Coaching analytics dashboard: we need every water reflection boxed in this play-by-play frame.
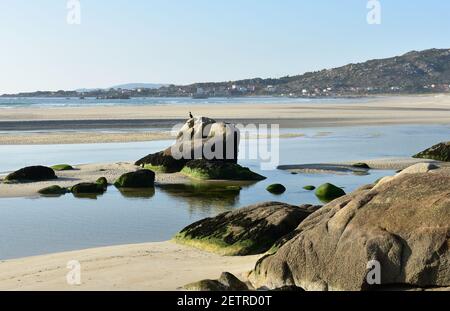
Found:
[117,187,156,199]
[157,181,256,212]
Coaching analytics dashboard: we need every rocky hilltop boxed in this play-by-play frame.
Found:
[3,49,449,97]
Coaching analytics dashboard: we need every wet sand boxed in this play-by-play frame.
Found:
[1,95,450,145]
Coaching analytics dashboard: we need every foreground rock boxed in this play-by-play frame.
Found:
[4,166,57,183]
[414,142,450,162]
[181,160,266,181]
[114,170,155,188]
[250,167,450,291]
[183,272,249,291]
[174,202,321,256]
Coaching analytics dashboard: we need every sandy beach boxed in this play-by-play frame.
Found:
[1,95,450,145]
[0,241,261,291]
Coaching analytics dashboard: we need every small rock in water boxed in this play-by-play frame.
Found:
[303,185,316,191]
[315,183,346,202]
[266,184,286,194]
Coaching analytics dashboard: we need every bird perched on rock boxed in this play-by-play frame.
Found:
[189,112,194,119]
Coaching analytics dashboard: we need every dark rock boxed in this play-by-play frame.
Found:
[4,166,57,183]
[96,177,108,190]
[38,185,68,196]
[135,150,187,173]
[352,162,370,169]
[266,184,286,194]
[181,159,265,181]
[250,169,450,291]
[271,285,305,291]
[315,183,346,202]
[303,185,316,191]
[413,142,450,162]
[174,202,317,256]
[70,182,106,195]
[114,169,155,188]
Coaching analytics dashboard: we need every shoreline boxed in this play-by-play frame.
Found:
[0,95,449,145]
[0,240,261,291]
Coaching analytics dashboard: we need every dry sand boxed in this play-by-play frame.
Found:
[0,241,261,291]
[1,95,450,144]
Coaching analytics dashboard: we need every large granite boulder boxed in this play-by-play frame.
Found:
[135,117,240,172]
[114,169,155,188]
[250,168,450,291]
[4,166,57,183]
[174,202,321,256]
[413,142,450,162]
[181,159,266,181]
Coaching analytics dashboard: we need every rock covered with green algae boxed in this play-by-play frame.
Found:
[315,183,346,202]
[51,164,74,171]
[4,166,57,183]
[181,160,265,181]
[114,170,155,188]
[413,142,450,162]
[174,202,320,256]
[38,185,69,195]
[266,184,286,194]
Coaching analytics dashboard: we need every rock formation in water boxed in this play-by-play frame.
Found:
[136,117,264,180]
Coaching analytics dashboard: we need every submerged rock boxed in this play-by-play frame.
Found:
[266,184,286,194]
[352,162,370,169]
[4,166,57,183]
[303,185,316,191]
[181,160,265,181]
[315,183,346,202]
[250,169,450,291]
[38,185,68,196]
[51,164,74,171]
[413,142,450,162]
[114,169,155,188]
[174,202,318,256]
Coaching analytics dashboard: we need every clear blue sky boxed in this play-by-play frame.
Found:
[0,0,449,93]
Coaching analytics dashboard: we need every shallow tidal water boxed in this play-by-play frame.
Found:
[0,124,449,259]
